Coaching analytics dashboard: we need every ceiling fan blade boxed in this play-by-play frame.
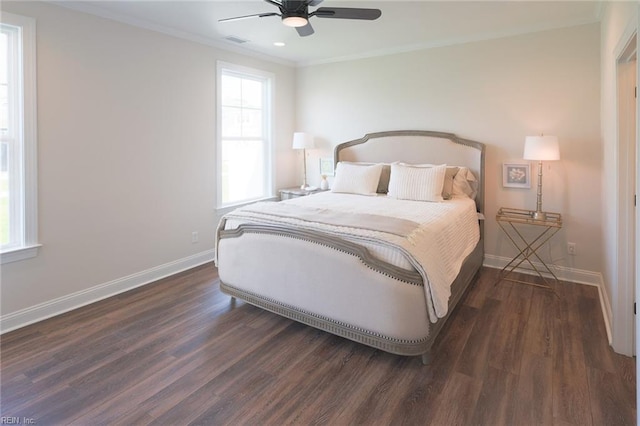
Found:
[263,0,285,12]
[307,0,323,6]
[296,22,315,37]
[219,12,280,23]
[312,7,382,20]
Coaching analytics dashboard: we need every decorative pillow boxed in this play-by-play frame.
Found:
[452,167,478,199]
[442,166,459,200]
[340,162,390,193]
[388,163,447,202]
[331,162,383,196]
[377,164,391,193]
[396,163,459,199]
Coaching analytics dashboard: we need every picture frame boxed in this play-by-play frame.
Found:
[502,163,531,188]
[319,157,335,176]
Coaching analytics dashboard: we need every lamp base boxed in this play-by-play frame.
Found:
[532,210,547,221]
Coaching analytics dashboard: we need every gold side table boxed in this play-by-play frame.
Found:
[496,207,562,295]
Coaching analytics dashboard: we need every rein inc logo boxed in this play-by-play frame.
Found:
[0,418,35,425]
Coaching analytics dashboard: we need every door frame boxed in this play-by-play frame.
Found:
[612,16,637,357]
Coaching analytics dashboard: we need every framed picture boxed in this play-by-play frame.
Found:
[319,157,335,176]
[503,163,531,188]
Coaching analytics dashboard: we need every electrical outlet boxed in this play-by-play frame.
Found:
[567,242,576,256]
[191,231,199,243]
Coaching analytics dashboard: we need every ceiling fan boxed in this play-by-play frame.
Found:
[219,0,382,37]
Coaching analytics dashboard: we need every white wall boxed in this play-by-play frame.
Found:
[0,1,296,329]
[600,1,638,355]
[297,24,602,279]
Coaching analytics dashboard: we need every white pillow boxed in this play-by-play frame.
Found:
[331,162,383,196]
[340,161,391,193]
[388,163,447,202]
[397,163,459,199]
[452,167,478,199]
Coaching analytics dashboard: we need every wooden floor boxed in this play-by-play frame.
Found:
[0,264,635,425]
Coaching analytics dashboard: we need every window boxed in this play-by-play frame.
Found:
[1,13,38,264]
[217,62,274,208]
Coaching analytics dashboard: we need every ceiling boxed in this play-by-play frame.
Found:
[56,1,603,67]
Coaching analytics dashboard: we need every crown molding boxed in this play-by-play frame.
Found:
[296,18,601,67]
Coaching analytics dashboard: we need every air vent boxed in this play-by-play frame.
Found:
[224,35,249,44]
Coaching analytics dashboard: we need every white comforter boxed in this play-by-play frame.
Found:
[219,192,480,322]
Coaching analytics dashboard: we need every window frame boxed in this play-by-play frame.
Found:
[216,61,275,210]
[1,12,39,264]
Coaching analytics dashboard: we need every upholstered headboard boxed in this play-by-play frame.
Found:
[334,130,486,214]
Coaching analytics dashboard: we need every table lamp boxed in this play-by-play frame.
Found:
[523,135,560,221]
[292,132,315,189]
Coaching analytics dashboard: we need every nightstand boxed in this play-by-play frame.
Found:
[496,207,562,295]
[279,187,328,201]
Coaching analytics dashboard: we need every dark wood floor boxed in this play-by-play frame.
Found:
[0,264,635,425]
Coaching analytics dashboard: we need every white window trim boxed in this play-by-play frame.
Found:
[1,12,39,265]
[216,61,275,210]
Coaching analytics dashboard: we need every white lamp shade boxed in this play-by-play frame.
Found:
[292,132,314,150]
[523,135,560,161]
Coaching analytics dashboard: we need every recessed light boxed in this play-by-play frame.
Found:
[274,42,285,47]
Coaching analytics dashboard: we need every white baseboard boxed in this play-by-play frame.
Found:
[483,254,612,345]
[0,249,216,334]
[2,250,613,348]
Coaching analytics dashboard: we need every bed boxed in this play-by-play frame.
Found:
[215,130,485,364]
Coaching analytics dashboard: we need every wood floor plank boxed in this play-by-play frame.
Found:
[249,340,361,425]
[588,366,636,426]
[0,265,635,425]
[334,352,414,425]
[552,295,592,426]
[142,320,291,419]
[514,351,553,425]
[486,304,527,375]
[39,352,175,424]
[0,374,34,411]
[455,297,502,378]
[165,367,274,426]
[470,366,519,425]
[523,286,555,357]
[224,328,340,424]
[295,348,407,425]
[614,352,638,412]
[277,348,372,424]
[461,266,498,309]
[71,352,212,425]
[553,380,592,426]
[428,371,483,426]
[578,294,617,373]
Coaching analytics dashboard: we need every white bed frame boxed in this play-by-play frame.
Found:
[217,130,485,364]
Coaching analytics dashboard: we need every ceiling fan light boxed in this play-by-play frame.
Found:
[282,16,308,27]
